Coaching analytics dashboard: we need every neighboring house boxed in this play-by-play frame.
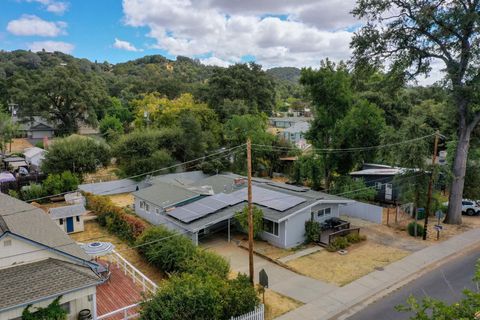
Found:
[2,157,28,172]
[49,204,88,234]
[133,173,353,248]
[280,121,310,149]
[350,163,409,203]
[79,178,151,196]
[0,193,103,320]
[268,116,311,129]
[23,147,46,170]
[15,117,55,141]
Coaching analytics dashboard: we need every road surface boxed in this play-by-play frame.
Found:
[346,246,480,320]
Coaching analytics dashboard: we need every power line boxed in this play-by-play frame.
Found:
[251,133,437,153]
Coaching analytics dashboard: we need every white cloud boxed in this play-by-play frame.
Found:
[122,0,356,68]
[28,40,74,53]
[113,38,142,52]
[24,0,69,14]
[200,56,232,67]
[7,15,67,37]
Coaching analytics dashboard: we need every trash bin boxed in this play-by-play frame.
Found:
[78,309,92,320]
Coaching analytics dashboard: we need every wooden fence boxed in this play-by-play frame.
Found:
[231,304,264,320]
[328,228,360,244]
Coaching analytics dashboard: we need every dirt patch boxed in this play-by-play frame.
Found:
[286,241,409,286]
[264,288,303,320]
[82,166,120,184]
[8,138,34,153]
[107,193,134,208]
[70,220,164,284]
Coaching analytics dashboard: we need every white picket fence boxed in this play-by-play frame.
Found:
[231,304,264,320]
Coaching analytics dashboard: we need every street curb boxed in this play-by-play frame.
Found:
[331,240,480,320]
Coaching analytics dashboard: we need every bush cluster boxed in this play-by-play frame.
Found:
[135,226,230,278]
[17,171,79,202]
[85,193,147,243]
[326,233,367,252]
[140,273,259,320]
[305,220,321,243]
[407,222,424,237]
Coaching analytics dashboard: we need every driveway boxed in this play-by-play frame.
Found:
[201,238,338,304]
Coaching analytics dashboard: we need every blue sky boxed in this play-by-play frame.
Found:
[0,0,174,63]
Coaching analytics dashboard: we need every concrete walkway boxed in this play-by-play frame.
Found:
[278,246,324,263]
[277,228,480,320]
[202,238,338,303]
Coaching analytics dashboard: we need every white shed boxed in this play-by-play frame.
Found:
[49,204,88,234]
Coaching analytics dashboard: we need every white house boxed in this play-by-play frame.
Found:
[49,204,88,234]
[0,193,103,320]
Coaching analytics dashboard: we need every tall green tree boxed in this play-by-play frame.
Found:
[351,0,480,224]
[0,111,18,154]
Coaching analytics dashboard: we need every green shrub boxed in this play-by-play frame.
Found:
[346,233,367,243]
[21,183,45,201]
[43,171,79,195]
[22,296,67,320]
[8,190,19,199]
[234,205,264,238]
[84,193,147,243]
[135,226,197,274]
[407,222,424,237]
[181,250,230,279]
[305,220,321,243]
[140,273,259,320]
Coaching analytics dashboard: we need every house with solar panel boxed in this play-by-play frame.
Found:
[133,173,353,248]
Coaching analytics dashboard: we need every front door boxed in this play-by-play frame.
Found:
[66,217,74,233]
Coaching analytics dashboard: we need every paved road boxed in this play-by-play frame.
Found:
[347,246,480,320]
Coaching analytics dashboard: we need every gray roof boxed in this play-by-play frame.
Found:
[190,174,245,194]
[49,204,87,219]
[152,171,209,187]
[79,178,151,195]
[283,121,310,134]
[133,182,201,208]
[269,116,312,123]
[162,176,352,232]
[0,258,101,311]
[0,193,91,261]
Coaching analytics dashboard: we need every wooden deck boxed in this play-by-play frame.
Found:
[96,261,144,319]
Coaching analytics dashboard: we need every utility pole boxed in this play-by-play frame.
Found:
[247,138,254,285]
[423,131,439,241]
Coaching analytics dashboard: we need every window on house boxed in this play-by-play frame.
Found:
[375,182,382,190]
[263,219,279,236]
[145,203,150,212]
[4,239,12,247]
[76,216,80,222]
[155,208,161,214]
[60,302,70,314]
[140,201,145,209]
[316,207,332,218]
[59,218,63,225]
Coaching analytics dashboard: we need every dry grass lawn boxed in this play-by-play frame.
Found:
[286,241,409,286]
[263,288,303,320]
[70,220,164,284]
[8,138,33,153]
[82,166,120,184]
[107,193,134,208]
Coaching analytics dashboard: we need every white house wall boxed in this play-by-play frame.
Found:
[54,216,85,234]
[0,235,74,269]
[0,286,96,320]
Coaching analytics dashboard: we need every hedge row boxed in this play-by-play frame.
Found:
[84,193,148,243]
[136,226,230,279]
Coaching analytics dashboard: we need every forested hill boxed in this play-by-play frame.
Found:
[266,67,301,83]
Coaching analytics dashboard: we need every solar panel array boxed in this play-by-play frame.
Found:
[168,186,306,223]
[230,186,306,212]
[168,192,243,223]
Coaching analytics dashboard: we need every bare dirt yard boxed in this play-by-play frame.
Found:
[70,220,164,284]
[82,166,120,184]
[8,138,33,153]
[263,288,303,320]
[107,193,134,208]
[286,241,408,286]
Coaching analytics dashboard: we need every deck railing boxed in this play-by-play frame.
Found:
[106,250,158,295]
[97,303,140,320]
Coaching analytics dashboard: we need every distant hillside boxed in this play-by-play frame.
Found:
[266,67,301,83]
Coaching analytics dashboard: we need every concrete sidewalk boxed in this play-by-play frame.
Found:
[277,228,480,320]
